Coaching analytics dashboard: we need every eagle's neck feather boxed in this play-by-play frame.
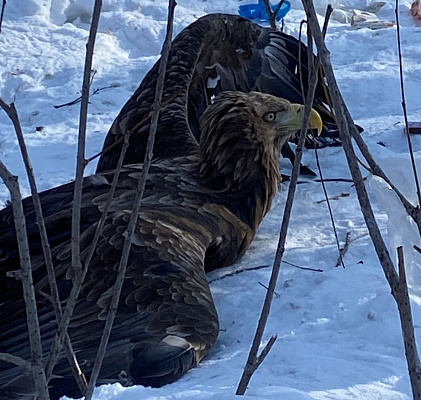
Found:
[197,101,283,232]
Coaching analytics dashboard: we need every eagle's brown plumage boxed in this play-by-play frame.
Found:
[0,13,325,400]
[96,13,335,174]
[0,91,321,399]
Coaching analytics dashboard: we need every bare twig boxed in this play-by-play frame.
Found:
[335,231,351,268]
[44,0,103,389]
[0,99,87,395]
[396,247,421,398]
[256,335,277,365]
[313,145,345,267]
[208,261,323,284]
[297,7,342,268]
[306,177,358,184]
[0,0,5,34]
[262,0,285,29]
[71,0,102,282]
[322,5,333,36]
[236,24,320,395]
[282,259,323,272]
[315,192,350,203]
[298,20,306,100]
[44,109,133,387]
[53,84,117,109]
[0,161,49,399]
[209,265,271,283]
[395,1,421,208]
[315,40,421,234]
[302,0,399,288]
[0,353,31,369]
[351,128,421,230]
[84,1,177,398]
[270,0,285,29]
[302,2,421,398]
[414,244,421,255]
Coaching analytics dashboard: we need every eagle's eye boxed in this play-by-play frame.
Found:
[263,112,276,123]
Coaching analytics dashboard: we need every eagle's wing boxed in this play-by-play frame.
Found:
[96,13,335,174]
[0,163,252,398]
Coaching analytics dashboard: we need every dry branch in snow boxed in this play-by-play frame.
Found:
[236,22,321,395]
[0,160,49,399]
[262,0,286,29]
[0,0,6,34]
[83,0,177,398]
[395,0,421,209]
[44,0,103,393]
[301,1,421,397]
[396,247,421,398]
[0,98,87,394]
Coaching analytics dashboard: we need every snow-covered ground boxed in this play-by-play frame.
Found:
[1,0,421,399]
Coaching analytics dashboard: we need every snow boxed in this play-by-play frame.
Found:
[1,0,421,399]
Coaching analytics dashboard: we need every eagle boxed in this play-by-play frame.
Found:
[0,14,324,400]
[96,13,336,175]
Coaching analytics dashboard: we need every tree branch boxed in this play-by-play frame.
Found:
[0,98,87,395]
[396,247,421,398]
[0,352,31,369]
[302,0,399,288]
[262,0,285,29]
[335,231,351,268]
[236,22,320,395]
[44,0,103,391]
[0,0,6,34]
[83,1,177,398]
[395,0,421,208]
[302,2,421,398]
[0,161,49,399]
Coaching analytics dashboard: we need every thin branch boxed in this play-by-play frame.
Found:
[208,261,322,284]
[236,25,320,395]
[255,335,277,365]
[44,0,103,389]
[262,0,285,29]
[414,244,421,255]
[395,1,421,208]
[317,44,421,234]
[71,0,102,282]
[0,352,31,369]
[270,0,285,29]
[0,99,87,395]
[315,192,350,203]
[84,1,177,398]
[0,161,49,399]
[53,84,117,109]
[302,0,399,289]
[0,0,5,34]
[335,231,351,268]
[352,130,421,228]
[313,144,344,267]
[44,109,132,385]
[298,20,306,100]
[301,3,421,399]
[322,5,333,36]
[297,7,342,268]
[282,259,323,272]
[396,247,421,398]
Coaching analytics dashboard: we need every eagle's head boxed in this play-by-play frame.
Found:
[197,91,322,228]
[198,91,322,189]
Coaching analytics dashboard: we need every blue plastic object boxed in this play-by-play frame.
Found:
[239,0,291,22]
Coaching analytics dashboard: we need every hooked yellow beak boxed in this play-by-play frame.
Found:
[289,104,323,135]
